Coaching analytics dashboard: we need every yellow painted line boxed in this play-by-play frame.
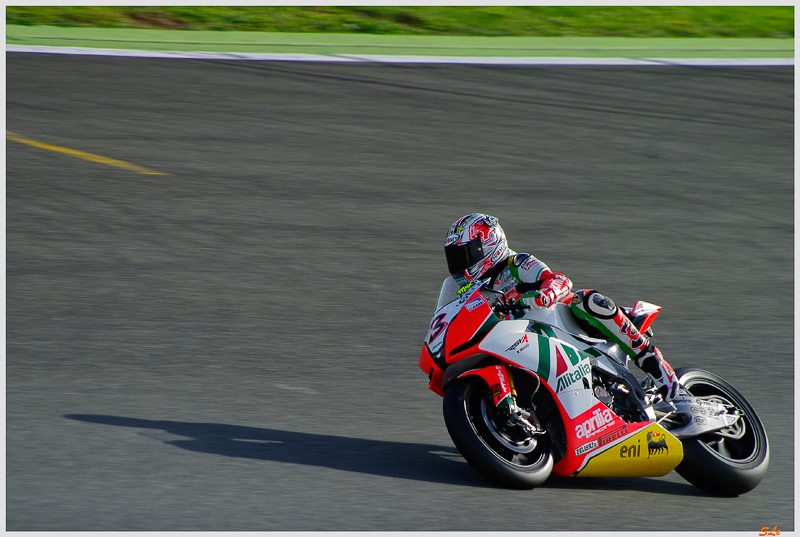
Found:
[6,131,169,175]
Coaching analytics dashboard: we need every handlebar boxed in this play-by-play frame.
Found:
[483,285,533,316]
[491,300,531,316]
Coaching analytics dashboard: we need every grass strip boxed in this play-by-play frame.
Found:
[7,26,794,58]
[6,6,794,38]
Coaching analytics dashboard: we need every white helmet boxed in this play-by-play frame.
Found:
[444,213,510,282]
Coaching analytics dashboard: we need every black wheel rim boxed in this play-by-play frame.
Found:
[682,376,762,464]
[463,383,549,469]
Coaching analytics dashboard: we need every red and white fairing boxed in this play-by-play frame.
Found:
[420,278,682,477]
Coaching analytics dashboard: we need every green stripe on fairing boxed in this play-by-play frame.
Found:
[535,333,551,380]
[582,347,602,358]
[527,324,555,378]
[529,322,556,339]
[561,344,582,366]
[526,322,595,382]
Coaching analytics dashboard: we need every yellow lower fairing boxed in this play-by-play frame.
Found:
[576,424,683,477]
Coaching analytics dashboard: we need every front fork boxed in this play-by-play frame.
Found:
[506,404,544,436]
[460,363,544,435]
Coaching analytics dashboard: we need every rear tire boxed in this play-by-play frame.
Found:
[674,367,769,496]
[443,376,553,489]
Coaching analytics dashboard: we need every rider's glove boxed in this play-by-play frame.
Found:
[516,288,557,310]
[534,288,557,309]
[514,275,570,311]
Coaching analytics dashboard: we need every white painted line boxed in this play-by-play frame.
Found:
[6,45,360,62]
[6,44,794,66]
[643,57,795,66]
[334,54,661,65]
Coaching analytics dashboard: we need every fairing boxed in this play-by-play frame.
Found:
[419,280,684,477]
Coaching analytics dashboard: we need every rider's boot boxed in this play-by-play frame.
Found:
[571,290,679,402]
[633,344,679,402]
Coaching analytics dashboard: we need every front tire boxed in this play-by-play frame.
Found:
[674,367,769,496]
[443,376,553,489]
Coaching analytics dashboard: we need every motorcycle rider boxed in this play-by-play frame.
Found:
[443,213,679,402]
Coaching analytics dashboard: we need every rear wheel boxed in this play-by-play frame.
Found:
[674,367,769,496]
[442,375,553,489]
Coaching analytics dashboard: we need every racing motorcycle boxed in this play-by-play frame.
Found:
[419,278,769,495]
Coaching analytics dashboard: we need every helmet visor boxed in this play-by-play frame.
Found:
[444,238,484,276]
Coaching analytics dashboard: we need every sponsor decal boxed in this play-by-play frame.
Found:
[457,281,475,296]
[490,382,505,400]
[690,406,705,415]
[575,407,616,439]
[521,257,539,271]
[504,288,523,303]
[555,346,569,376]
[598,424,628,447]
[619,439,642,458]
[490,366,511,406]
[646,431,669,458]
[615,428,675,459]
[579,425,682,477]
[575,440,598,457]
[555,344,584,375]
[556,362,591,392]
[505,334,529,352]
[465,297,484,312]
[495,366,508,388]
[694,416,708,425]
[555,344,591,392]
[616,428,678,459]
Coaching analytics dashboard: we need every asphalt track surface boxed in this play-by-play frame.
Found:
[7,52,794,531]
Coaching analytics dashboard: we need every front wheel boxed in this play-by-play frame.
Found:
[674,367,769,496]
[442,376,553,489]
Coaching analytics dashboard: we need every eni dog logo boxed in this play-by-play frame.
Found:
[646,431,669,458]
[618,431,669,459]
